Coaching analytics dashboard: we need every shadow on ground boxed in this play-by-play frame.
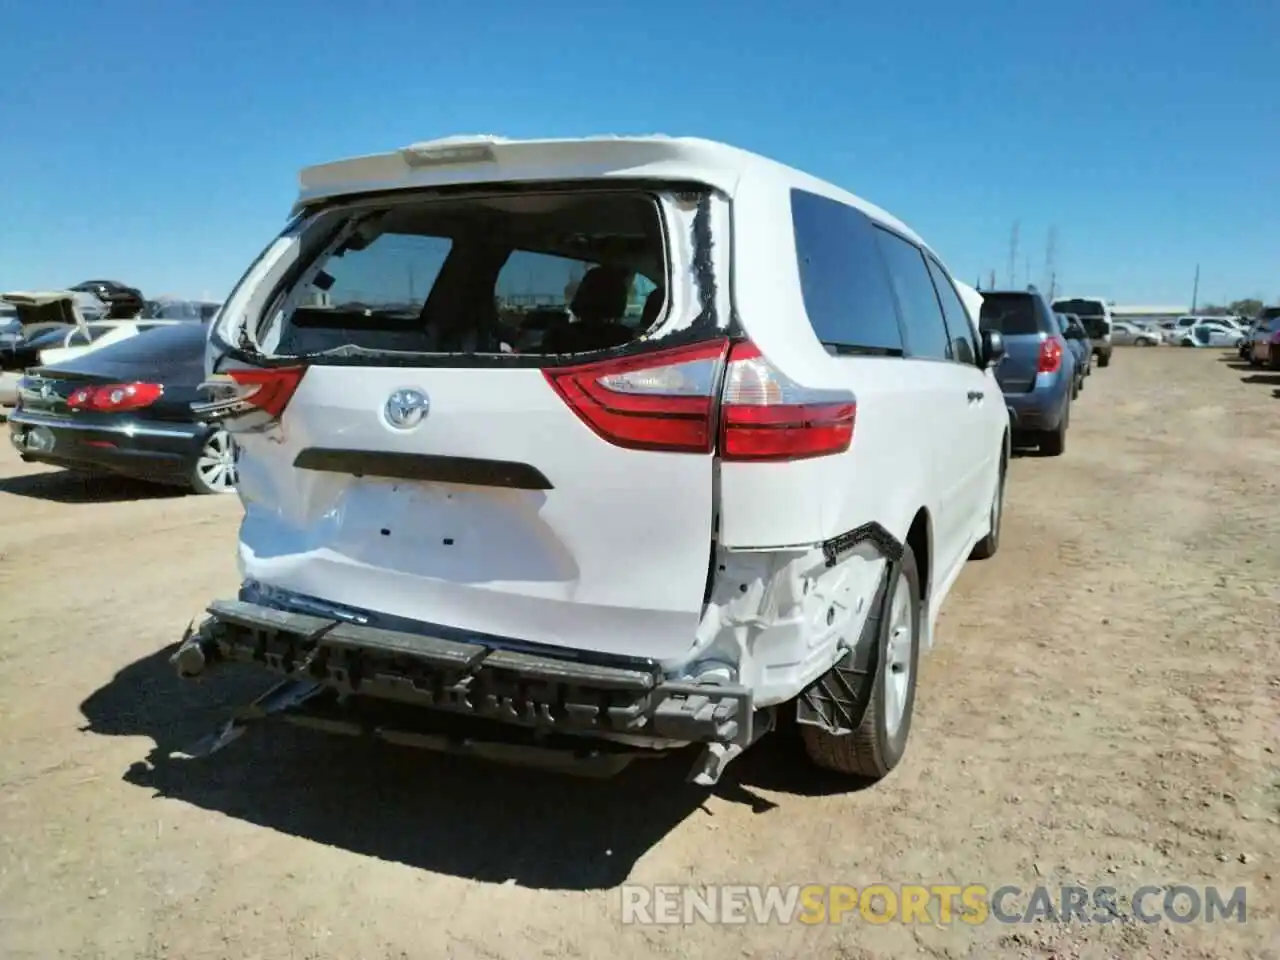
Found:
[1241,373,1280,386]
[80,645,856,890]
[0,469,185,504]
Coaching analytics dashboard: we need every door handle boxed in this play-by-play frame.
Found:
[967,390,985,402]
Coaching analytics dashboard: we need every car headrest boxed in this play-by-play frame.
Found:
[570,265,630,323]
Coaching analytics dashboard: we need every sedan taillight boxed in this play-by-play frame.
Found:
[67,382,163,412]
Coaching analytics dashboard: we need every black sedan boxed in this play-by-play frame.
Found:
[7,322,236,494]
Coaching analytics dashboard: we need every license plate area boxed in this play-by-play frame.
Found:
[326,479,574,586]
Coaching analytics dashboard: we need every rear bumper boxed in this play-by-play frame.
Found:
[178,597,755,749]
[1002,380,1068,432]
[7,408,205,484]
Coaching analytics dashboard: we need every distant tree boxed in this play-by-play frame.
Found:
[1229,298,1264,318]
[1196,304,1227,316]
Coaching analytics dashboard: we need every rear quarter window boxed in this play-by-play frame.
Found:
[789,189,903,354]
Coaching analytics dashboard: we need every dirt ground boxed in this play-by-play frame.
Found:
[0,348,1276,960]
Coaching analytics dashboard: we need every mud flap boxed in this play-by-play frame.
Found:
[794,557,895,736]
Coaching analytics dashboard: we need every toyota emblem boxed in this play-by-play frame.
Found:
[384,388,430,429]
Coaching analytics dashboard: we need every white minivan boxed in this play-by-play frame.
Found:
[177,135,1011,786]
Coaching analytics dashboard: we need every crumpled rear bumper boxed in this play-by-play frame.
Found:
[176,598,755,749]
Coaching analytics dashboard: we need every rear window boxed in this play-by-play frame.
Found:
[264,191,670,360]
[1053,299,1105,317]
[979,294,1042,335]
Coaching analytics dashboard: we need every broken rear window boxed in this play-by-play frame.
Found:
[263,191,669,360]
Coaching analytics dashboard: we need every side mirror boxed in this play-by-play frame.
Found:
[1063,326,1083,341]
[980,329,1005,367]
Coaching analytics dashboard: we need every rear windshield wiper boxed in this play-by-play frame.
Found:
[821,343,904,357]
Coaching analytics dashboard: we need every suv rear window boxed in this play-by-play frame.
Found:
[1053,299,1105,317]
[265,191,669,360]
[979,293,1042,336]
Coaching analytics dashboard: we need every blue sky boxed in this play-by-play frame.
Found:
[1,0,1276,305]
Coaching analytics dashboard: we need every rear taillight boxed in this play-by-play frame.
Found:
[545,339,856,460]
[67,382,163,413]
[195,366,307,420]
[719,342,855,461]
[1038,338,1064,374]
[543,340,729,452]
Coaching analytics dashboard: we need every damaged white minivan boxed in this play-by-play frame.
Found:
[175,135,1010,786]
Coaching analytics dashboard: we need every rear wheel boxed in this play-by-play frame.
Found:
[1039,405,1067,456]
[1097,350,1112,366]
[190,428,238,495]
[970,454,1005,560]
[800,545,922,781]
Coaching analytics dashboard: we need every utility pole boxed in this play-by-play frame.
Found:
[1044,226,1058,297]
[1007,221,1020,288]
[989,268,997,290]
[1190,264,1200,314]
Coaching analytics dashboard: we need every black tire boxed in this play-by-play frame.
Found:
[1039,406,1067,456]
[971,455,1006,561]
[1097,351,1112,367]
[800,545,922,781]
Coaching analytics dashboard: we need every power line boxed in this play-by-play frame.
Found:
[1007,221,1020,289]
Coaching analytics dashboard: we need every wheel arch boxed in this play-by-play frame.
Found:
[904,507,932,609]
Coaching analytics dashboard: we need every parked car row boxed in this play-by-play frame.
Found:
[0,289,220,410]
[978,288,1104,455]
[1080,313,1255,350]
[1164,315,1251,348]
[1109,320,1163,346]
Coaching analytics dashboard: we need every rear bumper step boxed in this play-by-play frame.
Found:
[177,599,754,748]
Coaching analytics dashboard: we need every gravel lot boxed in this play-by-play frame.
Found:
[0,348,1276,960]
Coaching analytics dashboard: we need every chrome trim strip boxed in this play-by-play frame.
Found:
[7,409,198,441]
